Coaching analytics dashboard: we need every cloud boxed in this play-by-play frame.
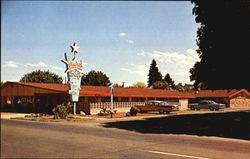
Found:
[119,32,127,36]
[135,49,200,83]
[121,64,148,76]
[137,49,199,69]
[186,49,198,58]
[3,61,18,68]
[137,52,146,56]
[51,66,64,71]
[126,40,134,44]
[24,62,47,67]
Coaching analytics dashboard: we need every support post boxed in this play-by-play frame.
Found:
[110,87,114,118]
[73,102,76,115]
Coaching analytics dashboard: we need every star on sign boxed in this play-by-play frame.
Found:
[70,43,80,54]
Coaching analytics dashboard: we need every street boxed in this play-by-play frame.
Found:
[1,117,250,159]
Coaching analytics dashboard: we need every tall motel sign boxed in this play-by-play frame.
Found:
[61,43,84,114]
[61,43,115,115]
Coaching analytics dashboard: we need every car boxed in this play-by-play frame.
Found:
[188,100,226,111]
[135,100,175,114]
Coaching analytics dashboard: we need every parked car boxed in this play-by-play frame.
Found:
[188,100,226,111]
[134,100,176,114]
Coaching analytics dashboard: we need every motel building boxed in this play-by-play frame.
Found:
[1,81,250,114]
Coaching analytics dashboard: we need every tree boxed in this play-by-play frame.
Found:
[152,81,169,90]
[190,0,250,90]
[132,82,147,88]
[183,84,194,92]
[112,83,123,88]
[175,83,184,92]
[81,70,112,86]
[175,83,194,92]
[147,59,163,87]
[163,73,176,89]
[20,70,63,84]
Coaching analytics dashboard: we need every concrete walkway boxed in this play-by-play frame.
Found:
[1,113,29,119]
[1,108,249,120]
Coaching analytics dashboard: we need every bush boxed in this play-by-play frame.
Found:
[52,104,71,119]
[130,107,139,116]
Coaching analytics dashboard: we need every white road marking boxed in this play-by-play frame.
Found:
[148,150,211,159]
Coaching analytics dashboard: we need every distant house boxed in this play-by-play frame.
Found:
[1,82,249,114]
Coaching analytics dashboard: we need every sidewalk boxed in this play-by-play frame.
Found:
[1,108,249,120]
[1,112,30,119]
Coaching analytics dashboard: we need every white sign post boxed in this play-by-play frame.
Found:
[61,43,84,115]
[110,86,114,118]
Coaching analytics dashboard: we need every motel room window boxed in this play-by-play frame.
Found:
[132,98,144,102]
[114,97,119,102]
[89,97,97,102]
[120,97,129,102]
[101,97,110,102]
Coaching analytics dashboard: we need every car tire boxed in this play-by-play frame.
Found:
[215,108,219,111]
[196,108,200,110]
[190,106,195,110]
[209,106,214,111]
[165,111,170,114]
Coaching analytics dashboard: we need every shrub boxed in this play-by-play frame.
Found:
[130,106,139,116]
[52,104,71,119]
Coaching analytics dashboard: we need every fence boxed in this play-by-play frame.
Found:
[90,102,146,114]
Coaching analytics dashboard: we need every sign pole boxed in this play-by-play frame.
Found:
[73,102,76,115]
[64,53,70,82]
[110,87,114,118]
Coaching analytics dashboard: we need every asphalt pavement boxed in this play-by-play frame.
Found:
[1,117,250,159]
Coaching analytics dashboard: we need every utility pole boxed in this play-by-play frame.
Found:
[110,86,114,118]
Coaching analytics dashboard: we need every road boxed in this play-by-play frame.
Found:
[1,119,250,159]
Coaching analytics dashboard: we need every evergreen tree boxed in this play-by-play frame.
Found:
[147,59,163,87]
[190,0,250,90]
[20,70,63,84]
[163,73,176,89]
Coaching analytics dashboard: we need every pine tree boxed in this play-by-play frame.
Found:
[147,59,162,87]
[163,73,176,89]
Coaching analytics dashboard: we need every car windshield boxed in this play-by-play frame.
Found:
[210,101,217,104]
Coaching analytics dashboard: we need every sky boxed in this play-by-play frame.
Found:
[2,1,200,87]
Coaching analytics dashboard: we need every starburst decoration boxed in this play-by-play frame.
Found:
[70,43,80,60]
[70,43,79,53]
